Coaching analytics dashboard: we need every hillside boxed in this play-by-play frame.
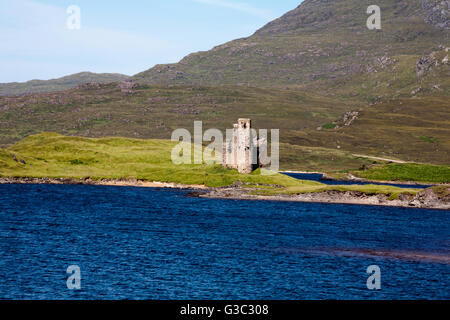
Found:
[0,133,429,196]
[0,83,358,146]
[0,132,328,187]
[134,0,449,101]
[292,96,450,165]
[0,81,448,166]
[0,0,448,168]
[0,72,129,96]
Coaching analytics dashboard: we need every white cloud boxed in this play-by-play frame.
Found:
[192,0,274,20]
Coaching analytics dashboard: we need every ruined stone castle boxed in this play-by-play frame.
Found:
[222,119,261,174]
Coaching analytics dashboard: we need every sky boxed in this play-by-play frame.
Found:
[0,0,303,83]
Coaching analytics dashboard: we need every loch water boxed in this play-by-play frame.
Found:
[283,172,433,189]
[0,184,448,299]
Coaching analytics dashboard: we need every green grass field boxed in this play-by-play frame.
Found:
[0,133,424,199]
[0,132,313,187]
[353,163,450,184]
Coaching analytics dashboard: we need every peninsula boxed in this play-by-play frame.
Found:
[0,133,448,210]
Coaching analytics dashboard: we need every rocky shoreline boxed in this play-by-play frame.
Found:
[0,177,208,190]
[1,177,448,210]
[198,185,450,210]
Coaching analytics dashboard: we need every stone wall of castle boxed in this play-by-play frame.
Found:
[222,118,257,174]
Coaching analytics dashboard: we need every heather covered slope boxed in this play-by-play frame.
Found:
[0,72,129,96]
[133,0,449,101]
[0,82,449,166]
[0,0,448,169]
[0,83,357,146]
[293,96,450,165]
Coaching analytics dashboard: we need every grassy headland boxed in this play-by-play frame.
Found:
[0,132,312,188]
[0,133,426,202]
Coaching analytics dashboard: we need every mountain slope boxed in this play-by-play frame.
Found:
[0,0,448,168]
[133,0,449,101]
[0,83,356,146]
[295,95,450,165]
[0,81,448,165]
[0,72,129,96]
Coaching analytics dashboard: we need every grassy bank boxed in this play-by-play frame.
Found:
[353,163,450,184]
[0,133,423,200]
[0,132,311,188]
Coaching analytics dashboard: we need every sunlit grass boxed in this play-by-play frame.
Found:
[353,163,450,184]
[0,133,423,199]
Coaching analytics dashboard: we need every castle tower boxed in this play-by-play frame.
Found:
[222,126,236,169]
[237,118,253,174]
[233,123,238,169]
[222,119,258,174]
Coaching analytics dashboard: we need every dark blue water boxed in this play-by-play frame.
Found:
[0,184,448,300]
[283,172,433,189]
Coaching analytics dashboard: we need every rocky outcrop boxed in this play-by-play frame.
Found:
[342,111,359,126]
[320,110,360,131]
[411,86,423,95]
[367,56,398,74]
[411,186,450,208]
[416,54,438,78]
[422,0,449,29]
[118,81,137,94]
[201,185,450,210]
[443,54,449,64]
[75,82,101,90]
[416,47,449,78]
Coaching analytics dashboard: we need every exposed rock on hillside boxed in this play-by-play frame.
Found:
[118,81,137,94]
[416,47,450,78]
[133,0,448,98]
[342,111,359,126]
[422,0,450,29]
[76,82,101,90]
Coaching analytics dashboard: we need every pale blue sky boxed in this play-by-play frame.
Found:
[0,0,303,82]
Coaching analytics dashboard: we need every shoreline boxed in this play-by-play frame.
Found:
[0,177,208,190]
[281,171,439,186]
[200,190,450,211]
[1,177,448,210]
